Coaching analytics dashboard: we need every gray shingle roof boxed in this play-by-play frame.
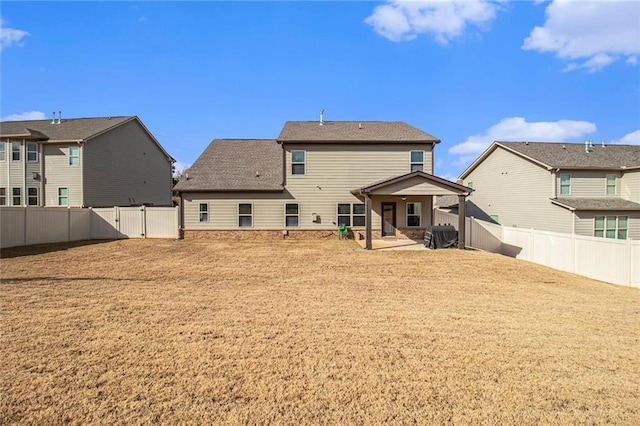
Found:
[278,121,440,143]
[498,142,640,169]
[173,139,283,192]
[552,197,640,211]
[0,116,134,141]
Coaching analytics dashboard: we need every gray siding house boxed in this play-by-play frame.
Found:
[0,115,174,207]
[174,118,471,249]
[459,141,640,240]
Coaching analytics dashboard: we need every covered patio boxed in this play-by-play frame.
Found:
[351,171,472,250]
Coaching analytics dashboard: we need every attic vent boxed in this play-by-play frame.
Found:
[358,123,362,129]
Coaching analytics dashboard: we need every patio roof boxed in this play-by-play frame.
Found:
[351,171,471,196]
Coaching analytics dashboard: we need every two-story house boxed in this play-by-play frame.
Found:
[0,115,174,207]
[174,118,471,249]
[458,141,640,240]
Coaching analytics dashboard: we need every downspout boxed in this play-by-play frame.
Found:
[79,141,85,207]
[6,139,10,202]
[22,139,26,206]
[40,144,44,206]
[552,168,559,198]
[179,191,185,239]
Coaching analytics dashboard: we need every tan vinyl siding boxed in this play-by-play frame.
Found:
[575,211,640,240]
[183,192,433,232]
[183,193,293,229]
[282,143,434,230]
[621,170,639,202]
[43,144,83,206]
[463,146,572,233]
[83,120,172,207]
[557,170,619,197]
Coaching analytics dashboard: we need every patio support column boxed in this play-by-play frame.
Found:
[365,193,372,250]
[457,194,466,249]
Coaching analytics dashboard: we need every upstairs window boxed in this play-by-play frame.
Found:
[0,143,5,161]
[606,174,616,195]
[292,150,305,175]
[12,142,20,161]
[468,182,474,197]
[239,203,253,227]
[559,174,571,195]
[28,188,38,206]
[285,203,299,227]
[69,146,79,166]
[0,188,6,205]
[410,151,424,172]
[12,187,21,205]
[27,143,38,162]
[199,203,209,222]
[407,202,421,227]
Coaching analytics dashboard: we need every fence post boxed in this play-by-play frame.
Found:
[23,207,27,246]
[142,205,147,239]
[628,237,632,286]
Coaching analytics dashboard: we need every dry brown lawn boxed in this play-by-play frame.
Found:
[1,239,639,424]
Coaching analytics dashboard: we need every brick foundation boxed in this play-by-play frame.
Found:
[183,228,427,241]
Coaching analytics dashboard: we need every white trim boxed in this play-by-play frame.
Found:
[291,150,306,176]
[238,202,253,228]
[284,203,300,228]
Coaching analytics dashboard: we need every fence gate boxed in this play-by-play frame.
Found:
[117,207,145,238]
[91,208,119,239]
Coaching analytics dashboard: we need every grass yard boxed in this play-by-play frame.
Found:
[1,239,639,424]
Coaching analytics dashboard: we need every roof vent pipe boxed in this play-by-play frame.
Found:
[601,138,606,147]
[51,112,56,124]
[57,111,62,124]
[584,140,590,153]
[319,109,324,126]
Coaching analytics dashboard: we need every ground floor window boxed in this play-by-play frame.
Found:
[285,203,299,227]
[0,188,5,205]
[58,188,68,206]
[337,203,365,227]
[12,187,21,206]
[595,216,627,239]
[28,187,38,206]
[239,203,252,227]
[406,202,421,227]
[199,203,209,222]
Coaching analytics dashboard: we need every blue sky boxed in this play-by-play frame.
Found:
[1,0,639,180]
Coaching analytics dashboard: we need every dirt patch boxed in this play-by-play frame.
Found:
[1,239,639,424]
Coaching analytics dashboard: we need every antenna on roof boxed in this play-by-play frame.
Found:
[57,111,62,124]
[51,112,56,124]
[319,109,324,126]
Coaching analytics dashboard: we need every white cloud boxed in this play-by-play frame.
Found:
[611,130,640,145]
[364,0,502,44]
[522,0,640,72]
[0,18,29,51]
[2,111,46,121]
[449,116,597,158]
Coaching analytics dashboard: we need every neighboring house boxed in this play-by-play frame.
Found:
[459,141,640,240]
[174,117,471,249]
[0,115,174,207]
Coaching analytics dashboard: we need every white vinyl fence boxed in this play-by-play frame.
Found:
[434,209,639,288]
[1,206,179,249]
